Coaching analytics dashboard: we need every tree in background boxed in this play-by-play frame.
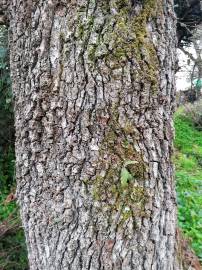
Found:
[176,26,202,102]
[175,0,202,47]
[174,0,202,102]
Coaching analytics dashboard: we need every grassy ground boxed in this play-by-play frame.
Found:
[174,110,202,261]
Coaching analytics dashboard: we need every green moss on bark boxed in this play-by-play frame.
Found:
[76,0,162,93]
[106,0,160,90]
[75,0,161,91]
[86,109,149,225]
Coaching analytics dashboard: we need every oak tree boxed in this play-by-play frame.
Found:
[0,0,181,269]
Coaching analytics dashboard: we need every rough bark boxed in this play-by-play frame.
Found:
[8,0,179,269]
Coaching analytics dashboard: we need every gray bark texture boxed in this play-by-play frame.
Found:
[4,0,181,269]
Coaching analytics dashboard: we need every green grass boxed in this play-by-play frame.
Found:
[0,149,28,270]
[0,193,28,270]
[174,111,202,261]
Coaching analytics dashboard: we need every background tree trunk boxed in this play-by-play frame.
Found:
[8,0,179,269]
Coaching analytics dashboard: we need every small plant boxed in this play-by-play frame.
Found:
[120,160,138,187]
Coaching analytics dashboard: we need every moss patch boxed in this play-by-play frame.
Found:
[108,0,159,89]
[76,0,161,91]
[87,110,148,225]
[75,0,161,91]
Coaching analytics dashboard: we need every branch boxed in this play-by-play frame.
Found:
[179,46,197,62]
[0,14,7,25]
[177,21,196,35]
[181,0,200,20]
[190,62,196,92]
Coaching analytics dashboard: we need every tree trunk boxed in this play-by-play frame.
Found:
[6,0,179,269]
[193,40,202,99]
